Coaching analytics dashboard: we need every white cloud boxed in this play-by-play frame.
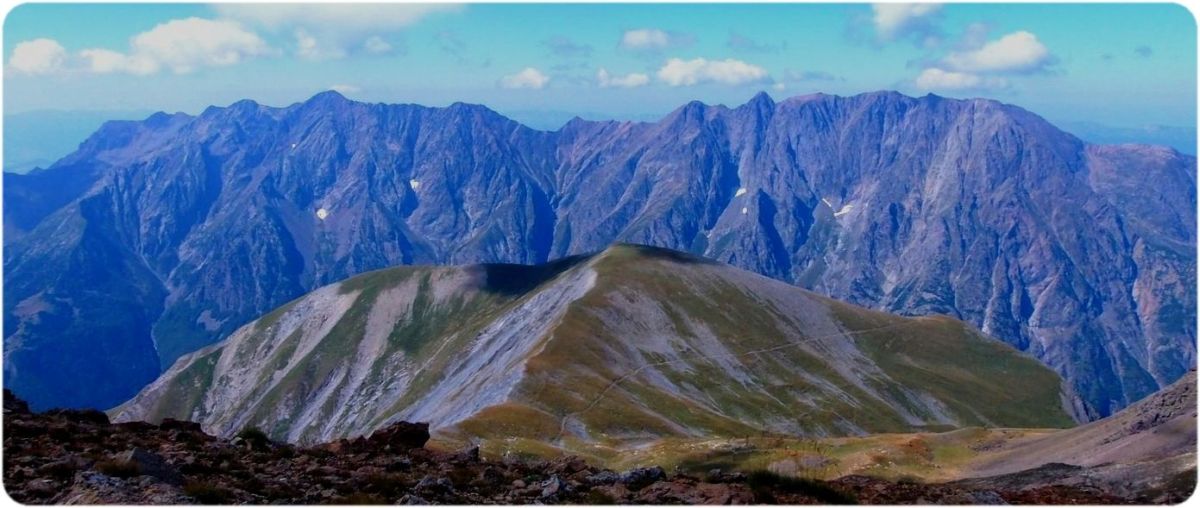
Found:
[619,28,692,52]
[872,3,941,40]
[656,58,769,87]
[499,67,550,89]
[80,17,270,75]
[9,38,67,76]
[294,28,345,60]
[295,29,319,58]
[597,68,649,88]
[215,4,458,32]
[216,4,456,58]
[135,18,268,72]
[363,36,393,54]
[79,48,158,75]
[915,67,1007,91]
[621,29,670,50]
[329,84,361,94]
[943,31,1052,74]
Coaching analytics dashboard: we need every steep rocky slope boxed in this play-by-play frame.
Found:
[113,245,1075,447]
[5,90,1195,414]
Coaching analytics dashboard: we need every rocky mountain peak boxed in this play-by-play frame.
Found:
[304,89,350,106]
[3,90,1194,419]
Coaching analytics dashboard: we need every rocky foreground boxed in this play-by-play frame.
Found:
[1,391,1177,504]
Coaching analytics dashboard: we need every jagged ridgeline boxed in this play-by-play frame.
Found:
[6,91,1195,416]
[113,245,1074,448]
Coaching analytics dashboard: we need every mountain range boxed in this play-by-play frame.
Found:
[111,244,1075,446]
[3,90,1195,415]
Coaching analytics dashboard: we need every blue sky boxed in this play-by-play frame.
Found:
[3,3,1196,129]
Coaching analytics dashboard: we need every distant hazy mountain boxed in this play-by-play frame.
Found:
[112,244,1076,445]
[4,90,1194,417]
[1061,120,1196,155]
[3,109,154,173]
[499,109,665,131]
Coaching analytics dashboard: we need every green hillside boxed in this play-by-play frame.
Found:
[114,244,1074,451]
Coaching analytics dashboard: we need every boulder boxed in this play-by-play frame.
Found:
[369,421,430,450]
[619,466,666,490]
[112,448,182,485]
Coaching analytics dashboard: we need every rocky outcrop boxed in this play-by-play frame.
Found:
[4,91,1195,415]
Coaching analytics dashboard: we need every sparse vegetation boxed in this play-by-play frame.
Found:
[237,426,271,449]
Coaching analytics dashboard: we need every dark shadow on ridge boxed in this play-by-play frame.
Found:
[616,243,722,266]
[480,253,592,296]
[480,243,721,296]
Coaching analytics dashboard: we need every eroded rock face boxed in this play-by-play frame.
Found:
[4,90,1195,415]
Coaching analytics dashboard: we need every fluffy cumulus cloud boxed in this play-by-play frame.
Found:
[871,3,941,41]
[916,30,1055,92]
[499,67,550,89]
[619,28,693,52]
[596,68,650,88]
[9,38,68,75]
[215,4,457,58]
[78,17,271,75]
[943,31,1052,74]
[915,68,1007,91]
[79,48,157,75]
[656,58,769,87]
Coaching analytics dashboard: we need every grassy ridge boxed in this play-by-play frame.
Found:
[127,244,1075,454]
[458,244,1073,453]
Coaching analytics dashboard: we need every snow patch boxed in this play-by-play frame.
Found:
[833,204,854,217]
[410,179,421,191]
[741,207,748,215]
[735,187,747,197]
